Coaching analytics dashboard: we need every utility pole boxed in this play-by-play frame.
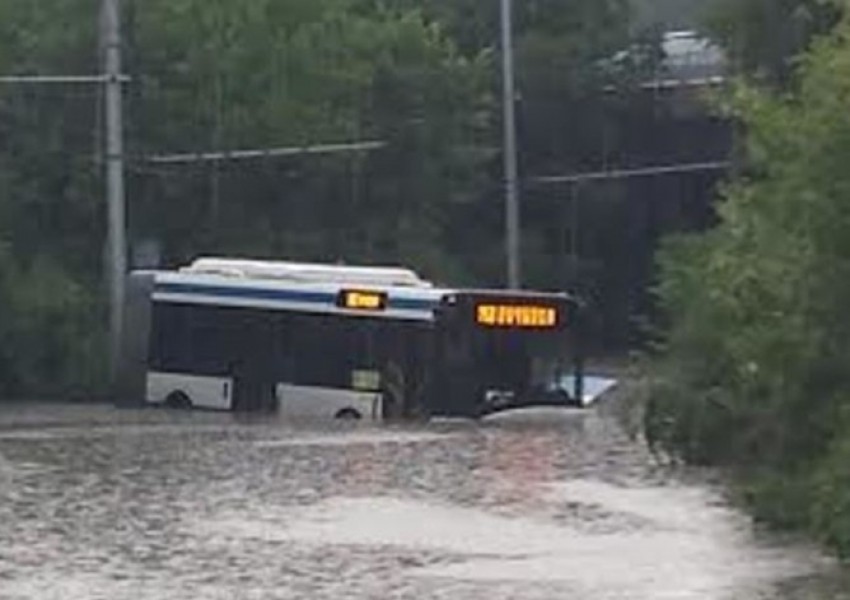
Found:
[102,0,127,377]
[500,0,521,289]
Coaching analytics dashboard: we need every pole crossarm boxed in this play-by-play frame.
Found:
[145,140,387,165]
[0,74,131,84]
[530,160,731,186]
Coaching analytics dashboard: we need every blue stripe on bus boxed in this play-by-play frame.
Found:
[154,282,439,312]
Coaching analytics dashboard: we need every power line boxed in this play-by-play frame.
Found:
[603,76,726,95]
[530,160,730,186]
[639,76,726,91]
[146,140,387,165]
[0,74,130,84]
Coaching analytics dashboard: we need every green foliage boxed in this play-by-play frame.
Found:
[0,240,15,390]
[705,0,843,85]
[125,0,648,297]
[129,0,494,280]
[0,0,106,397]
[648,12,850,555]
[0,0,651,399]
[739,469,813,530]
[0,253,106,399]
[631,0,708,28]
[811,430,850,555]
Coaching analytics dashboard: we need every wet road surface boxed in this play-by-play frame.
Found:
[0,403,846,599]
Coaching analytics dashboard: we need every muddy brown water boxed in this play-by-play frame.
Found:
[0,403,846,599]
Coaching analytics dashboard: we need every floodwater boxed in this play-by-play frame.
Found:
[0,403,846,599]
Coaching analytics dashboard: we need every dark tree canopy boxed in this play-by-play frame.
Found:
[0,0,720,394]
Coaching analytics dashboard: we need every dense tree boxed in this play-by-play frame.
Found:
[128,0,491,280]
[631,0,710,28]
[0,0,683,396]
[647,11,850,555]
[0,0,106,397]
[0,0,493,395]
[705,0,842,84]
[383,0,675,346]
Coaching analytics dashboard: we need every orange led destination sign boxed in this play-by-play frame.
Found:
[476,303,559,329]
[338,289,388,311]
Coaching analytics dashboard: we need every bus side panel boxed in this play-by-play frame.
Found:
[115,272,155,407]
[147,371,233,410]
[275,384,382,420]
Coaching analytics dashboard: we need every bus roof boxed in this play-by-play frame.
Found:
[141,258,575,322]
[182,257,432,288]
[148,269,451,322]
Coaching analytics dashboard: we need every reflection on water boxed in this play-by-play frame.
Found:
[0,404,845,600]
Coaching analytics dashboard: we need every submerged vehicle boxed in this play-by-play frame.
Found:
[116,258,585,419]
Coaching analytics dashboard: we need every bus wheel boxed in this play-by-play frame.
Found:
[165,391,192,410]
[335,408,361,420]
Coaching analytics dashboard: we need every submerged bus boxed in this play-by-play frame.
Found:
[116,258,584,419]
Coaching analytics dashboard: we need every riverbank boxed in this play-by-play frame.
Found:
[593,357,850,566]
[643,365,850,562]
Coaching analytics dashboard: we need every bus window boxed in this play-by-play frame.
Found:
[149,303,195,374]
[285,314,383,391]
[150,302,272,376]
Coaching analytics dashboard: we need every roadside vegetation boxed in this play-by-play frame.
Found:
[646,0,850,557]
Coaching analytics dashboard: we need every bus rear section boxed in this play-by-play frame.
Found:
[427,292,583,418]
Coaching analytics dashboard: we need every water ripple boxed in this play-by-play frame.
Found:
[0,405,843,600]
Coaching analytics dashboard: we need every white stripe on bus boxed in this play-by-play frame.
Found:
[152,292,435,321]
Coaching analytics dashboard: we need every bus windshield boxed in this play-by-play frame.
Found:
[430,292,579,417]
[480,327,569,393]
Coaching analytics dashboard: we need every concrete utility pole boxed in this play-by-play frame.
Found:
[500,0,521,289]
[102,0,127,375]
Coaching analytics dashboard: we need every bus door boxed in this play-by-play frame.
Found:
[230,312,276,412]
[429,318,479,417]
[374,322,432,420]
[273,313,416,421]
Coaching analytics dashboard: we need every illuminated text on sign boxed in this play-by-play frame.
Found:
[341,291,386,311]
[475,304,558,328]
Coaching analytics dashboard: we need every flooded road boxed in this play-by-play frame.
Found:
[0,403,846,599]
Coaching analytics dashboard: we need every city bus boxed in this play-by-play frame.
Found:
[115,258,585,419]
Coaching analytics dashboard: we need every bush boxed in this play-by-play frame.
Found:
[646,16,850,555]
[810,426,850,557]
[0,254,107,400]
